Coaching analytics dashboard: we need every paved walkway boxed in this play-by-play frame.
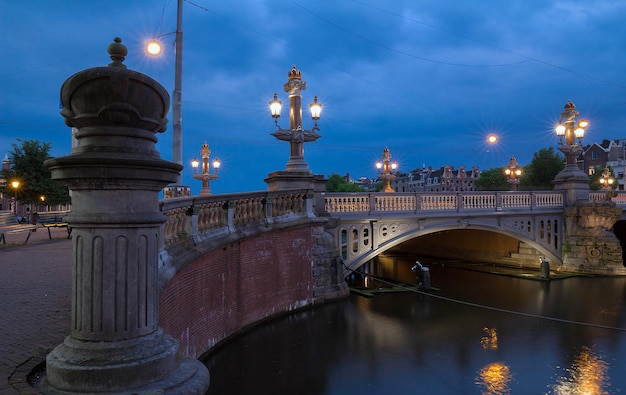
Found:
[0,227,72,394]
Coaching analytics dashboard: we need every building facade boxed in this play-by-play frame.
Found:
[391,165,480,193]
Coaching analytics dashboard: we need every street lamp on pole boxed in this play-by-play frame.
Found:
[10,180,19,214]
[191,142,220,196]
[555,100,588,167]
[268,65,322,173]
[504,156,522,191]
[147,0,186,195]
[599,167,614,199]
[553,100,590,204]
[376,147,398,193]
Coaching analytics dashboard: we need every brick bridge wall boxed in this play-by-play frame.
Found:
[159,221,347,359]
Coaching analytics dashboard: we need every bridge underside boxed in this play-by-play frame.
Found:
[332,213,564,273]
[383,228,541,266]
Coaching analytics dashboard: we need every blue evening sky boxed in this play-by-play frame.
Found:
[1,1,625,194]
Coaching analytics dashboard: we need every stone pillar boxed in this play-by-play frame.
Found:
[42,38,209,394]
[561,201,626,275]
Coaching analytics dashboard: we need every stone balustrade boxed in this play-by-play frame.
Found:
[323,191,573,214]
[160,189,313,249]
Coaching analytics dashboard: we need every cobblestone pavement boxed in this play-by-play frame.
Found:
[0,228,72,394]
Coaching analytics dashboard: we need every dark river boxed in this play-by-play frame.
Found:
[203,264,626,394]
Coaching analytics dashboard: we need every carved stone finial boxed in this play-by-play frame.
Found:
[107,37,128,69]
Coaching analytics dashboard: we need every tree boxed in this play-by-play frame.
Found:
[474,167,508,191]
[326,174,366,192]
[1,139,71,205]
[522,147,565,190]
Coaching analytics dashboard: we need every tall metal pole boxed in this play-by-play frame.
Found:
[172,0,183,185]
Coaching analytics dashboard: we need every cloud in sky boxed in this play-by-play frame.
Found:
[1,0,625,194]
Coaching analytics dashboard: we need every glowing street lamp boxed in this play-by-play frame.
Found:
[268,65,322,173]
[599,167,614,196]
[147,0,185,194]
[10,180,19,214]
[191,142,220,196]
[146,40,162,56]
[504,156,522,191]
[554,100,589,169]
[376,147,398,193]
[553,100,591,203]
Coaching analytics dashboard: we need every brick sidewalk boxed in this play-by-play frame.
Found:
[0,228,72,394]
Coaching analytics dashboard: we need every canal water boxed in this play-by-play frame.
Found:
[203,264,626,394]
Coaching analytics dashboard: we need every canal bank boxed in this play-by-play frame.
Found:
[204,265,626,394]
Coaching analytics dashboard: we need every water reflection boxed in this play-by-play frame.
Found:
[204,265,626,394]
[481,327,499,351]
[476,362,512,395]
[551,346,609,395]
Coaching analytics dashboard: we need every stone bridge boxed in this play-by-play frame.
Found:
[154,189,626,366]
[321,190,626,275]
[41,37,626,394]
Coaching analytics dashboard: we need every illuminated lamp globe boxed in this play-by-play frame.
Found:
[269,93,282,119]
[310,96,322,120]
[146,40,162,56]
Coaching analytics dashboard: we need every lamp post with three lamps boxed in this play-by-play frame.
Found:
[191,142,220,196]
[504,156,522,191]
[376,147,398,193]
[553,100,590,204]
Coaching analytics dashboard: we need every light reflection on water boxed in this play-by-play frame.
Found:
[204,265,626,394]
[551,346,609,395]
[476,361,512,395]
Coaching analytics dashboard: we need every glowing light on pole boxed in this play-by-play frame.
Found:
[375,147,398,193]
[147,0,184,190]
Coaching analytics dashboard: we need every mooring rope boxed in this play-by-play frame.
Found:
[348,267,626,332]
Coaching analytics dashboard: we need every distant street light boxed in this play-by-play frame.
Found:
[10,180,19,214]
[375,147,398,193]
[504,156,522,191]
[147,0,187,196]
[268,65,322,173]
[599,168,614,199]
[191,142,220,196]
[487,134,498,144]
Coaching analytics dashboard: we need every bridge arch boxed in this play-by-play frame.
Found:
[340,221,562,270]
[334,215,563,272]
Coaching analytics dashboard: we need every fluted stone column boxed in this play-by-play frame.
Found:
[42,38,209,394]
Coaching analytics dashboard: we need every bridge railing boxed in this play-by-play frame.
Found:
[589,191,626,206]
[159,189,314,248]
[323,191,566,215]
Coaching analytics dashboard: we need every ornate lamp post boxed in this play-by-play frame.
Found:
[376,147,398,193]
[553,100,590,204]
[504,156,522,191]
[268,65,322,173]
[191,142,220,196]
[599,167,614,199]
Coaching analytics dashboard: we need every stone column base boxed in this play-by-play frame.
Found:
[265,170,318,191]
[41,329,209,394]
